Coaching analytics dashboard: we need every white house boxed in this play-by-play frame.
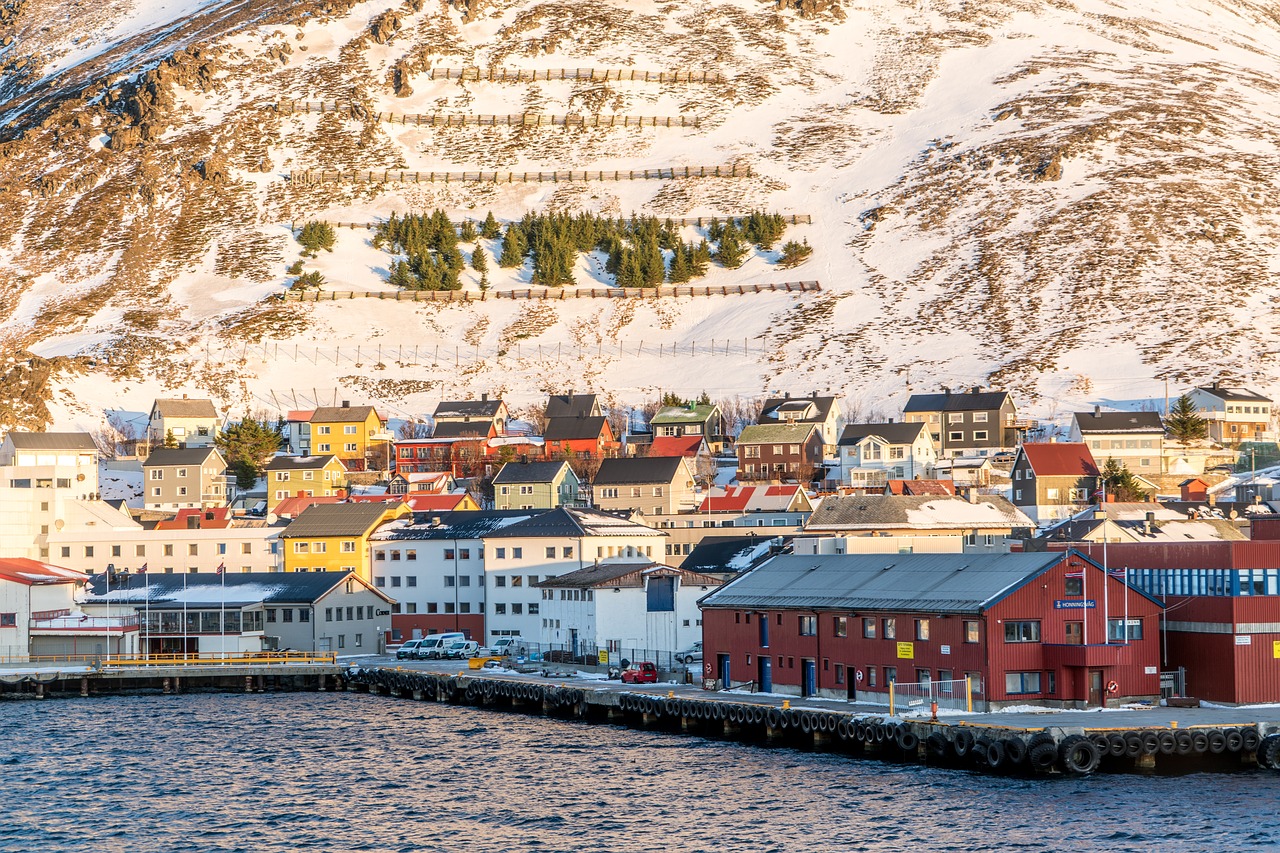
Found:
[0,558,90,660]
[534,561,722,661]
[1186,383,1273,446]
[0,432,101,559]
[837,421,937,489]
[148,397,221,447]
[1068,408,1165,476]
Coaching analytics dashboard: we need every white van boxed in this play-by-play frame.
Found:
[416,632,467,659]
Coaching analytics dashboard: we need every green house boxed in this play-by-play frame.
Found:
[492,461,581,510]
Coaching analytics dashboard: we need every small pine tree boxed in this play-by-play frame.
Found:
[480,212,501,240]
[715,223,747,269]
[667,244,691,283]
[459,220,478,242]
[1166,394,1208,446]
[499,224,527,268]
[215,416,284,491]
[388,260,415,289]
[298,221,336,253]
[778,239,813,269]
[1100,457,1148,502]
[690,241,711,277]
[471,244,489,274]
[164,429,178,448]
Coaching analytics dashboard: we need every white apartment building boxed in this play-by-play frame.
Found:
[0,432,101,559]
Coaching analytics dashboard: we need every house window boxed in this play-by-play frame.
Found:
[948,413,963,424]
[1108,618,1144,641]
[798,615,816,636]
[1014,489,1022,501]
[1069,488,1087,501]
[1046,488,1060,500]
[513,548,522,559]
[112,545,122,557]
[863,618,876,639]
[341,541,356,553]
[833,617,847,638]
[868,666,877,688]
[948,431,963,442]
[150,470,163,480]
[494,603,506,615]
[344,443,357,452]
[562,547,573,558]
[915,619,930,641]
[600,487,618,498]
[744,446,760,459]
[164,544,174,557]
[834,664,845,685]
[496,548,506,559]
[188,544,198,557]
[459,549,470,560]
[294,542,309,554]
[973,431,988,441]
[973,412,988,423]
[444,549,455,560]
[882,617,896,640]
[1004,620,1041,643]
[1005,671,1042,695]
[885,666,897,685]
[136,545,146,557]
[1065,577,1083,596]
[344,425,357,434]
[546,547,555,558]
[964,620,980,643]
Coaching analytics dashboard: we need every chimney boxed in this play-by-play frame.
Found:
[943,387,951,396]
[342,400,350,408]
[1093,405,1101,418]
[182,393,188,399]
[971,386,980,395]
[1144,511,1154,535]
[187,514,199,530]
[482,392,489,401]
[888,417,894,424]
[1212,380,1220,390]
[784,391,791,399]
[206,511,215,521]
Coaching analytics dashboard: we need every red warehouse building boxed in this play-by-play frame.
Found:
[698,550,1163,710]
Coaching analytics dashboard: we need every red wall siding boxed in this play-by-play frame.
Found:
[1163,596,1280,703]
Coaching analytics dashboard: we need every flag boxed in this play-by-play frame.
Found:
[1108,567,1128,579]
[216,563,225,574]
[138,563,148,574]
[1064,570,1085,579]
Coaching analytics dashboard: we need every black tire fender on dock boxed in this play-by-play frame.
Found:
[837,719,852,740]
[1242,728,1261,753]
[953,729,975,757]
[853,721,868,742]
[896,725,920,752]
[1123,732,1143,757]
[1258,734,1280,769]
[985,739,1006,770]
[1028,741,1058,772]
[1174,731,1194,756]
[1157,731,1177,755]
[1002,738,1028,766]
[1208,730,1228,754]
[926,733,949,760]
[665,698,679,716]
[1191,731,1209,753]
[799,712,813,734]
[1140,731,1159,755]
[766,707,783,728]
[1107,733,1128,757]
[1059,735,1102,775]
[972,737,993,766]
[1225,729,1245,753]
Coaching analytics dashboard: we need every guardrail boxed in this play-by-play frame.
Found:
[416,67,726,83]
[283,281,820,302]
[289,165,751,185]
[280,101,701,128]
[100,652,337,667]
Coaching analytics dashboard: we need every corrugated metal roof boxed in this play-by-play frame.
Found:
[84,571,389,604]
[545,394,599,419]
[281,502,400,538]
[651,403,717,425]
[760,396,836,423]
[543,416,610,442]
[432,420,495,439]
[485,507,665,539]
[370,510,537,541]
[434,399,504,418]
[1072,411,1164,434]
[492,461,572,484]
[143,447,224,467]
[838,422,926,446]
[595,456,685,485]
[700,552,1063,613]
[1020,442,1099,477]
[265,454,341,471]
[903,390,1011,413]
[805,494,1032,530]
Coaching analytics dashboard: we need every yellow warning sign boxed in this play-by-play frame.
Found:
[1273,640,1280,659]
[896,642,915,660]
[598,649,609,665]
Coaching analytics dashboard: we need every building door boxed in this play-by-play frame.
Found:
[758,655,772,693]
[570,628,579,659]
[1088,669,1104,706]
[1065,622,1083,645]
[801,659,816,698]
[718,654,731,689]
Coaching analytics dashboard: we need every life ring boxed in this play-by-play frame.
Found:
[1107,680,1119,694]
[703,662,712,676]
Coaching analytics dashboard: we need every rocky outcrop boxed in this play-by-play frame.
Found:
[369,11,402,44]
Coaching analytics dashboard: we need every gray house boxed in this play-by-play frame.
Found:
[142,447,229,511]
[83,570,395,655]
[903,388,1017,458]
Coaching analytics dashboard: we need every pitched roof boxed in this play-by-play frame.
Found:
[805,494,1033,531]
[0,558,87,586]
[1194,385,1271,403]
[903,390,1011,413]
[545,394,599,419]
[286,410,314,423]
[1072,411,1164,434]
[347,493,475,512]
[543,416,611,442]
[483,507,665,539]
[152,398,218,419]
[698,485,810,513]
[143,447,224,467]
[594,456,686,485]
[431,420,495,440]
[651,403,717,425]
[680,536,785,574]
[1019,443,1099,477]
[700,552,1069,613]
[534,561,722,590]
[84,571,391,605]
[265,454,343,471]
[760,396,837,424]
[838,422,927,446]
[281,502,403,538]
[886,479,956,496]
[153,508,234,530]
[649,435,706,457]
[370,509,539,541]
[273,496,341,518]
[310,405,380,424]
[736,423,820,444]
[3,432,98,451]
[492,461,572,484]
[434,399,504,418]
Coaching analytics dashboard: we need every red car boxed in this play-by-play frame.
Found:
[620,662,659,684]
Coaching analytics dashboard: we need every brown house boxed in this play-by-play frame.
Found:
[735,423,824,483]
[1011,442,1100,525]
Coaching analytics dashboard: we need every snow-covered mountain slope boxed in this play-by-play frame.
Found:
[2,0,1279,430]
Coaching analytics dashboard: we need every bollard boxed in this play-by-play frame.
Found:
[931,701,939,722]
[80,677,89,697]
[35,682,44,699]
[1170,721,1178,728]
[162,677,171,695]
[244,676,253,694]
[782,699,791,710]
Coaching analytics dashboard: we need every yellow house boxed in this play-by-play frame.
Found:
[264,454,349,512]
[308,403,388,471]
[281,502,410,581]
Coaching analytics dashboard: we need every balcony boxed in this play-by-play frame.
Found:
[30,612,140,633]
[1043,642,1134,669]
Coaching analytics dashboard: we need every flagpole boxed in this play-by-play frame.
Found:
[220,563,226,661]
[144,567,149,661]
[182,573,188,662]
[1102,480,1110,644]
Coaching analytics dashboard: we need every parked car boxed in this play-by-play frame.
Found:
[1206,465,1236,474]
[674,641,703,664]
[395,639,423,660]
[992,451,1017,463]
[443,640,480,659]
[416,632,466,660]
[620,662,659,684]
[489,637,528,657]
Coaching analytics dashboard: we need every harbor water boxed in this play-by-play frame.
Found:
[2,692,1278,852]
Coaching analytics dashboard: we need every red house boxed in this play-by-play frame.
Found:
[699,550,1162,710]
[542,415,618,459]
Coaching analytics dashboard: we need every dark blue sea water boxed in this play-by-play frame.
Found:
[2,692,1278,852]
